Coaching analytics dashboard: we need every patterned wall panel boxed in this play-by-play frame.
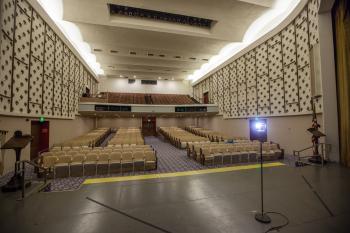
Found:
[0,34,12,112]
[12,60,29,113]
[193,0,321,118]
[308,0,319,46]
[212,74,218,105]
[29,58,43,115]
[0,0,98,118]
[257,74,270,115]
[229,62,238,117]
[217,69,224,114]
[222,66,230,117]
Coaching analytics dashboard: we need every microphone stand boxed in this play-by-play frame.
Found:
[254,141,271,223]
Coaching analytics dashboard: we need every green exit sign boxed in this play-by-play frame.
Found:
[39,117,45,123]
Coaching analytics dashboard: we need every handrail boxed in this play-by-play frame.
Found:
[16,159,50,199]
[293,145,314,153]
[294,143,331,154]
[293,143,331,167]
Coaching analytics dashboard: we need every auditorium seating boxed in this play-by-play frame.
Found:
[159,127,210,148]
[80,92,197,105]
[185,126,248,142]
[40,144,157,177]
[52,128,111,148]
[187,141,283,165]
[108,128,145,145]
[151,94,194,105]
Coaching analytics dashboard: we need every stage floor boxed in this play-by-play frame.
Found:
[0,163,349,233]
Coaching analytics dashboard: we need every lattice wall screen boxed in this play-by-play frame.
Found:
[0,0,98,119]
[193,0,322,118]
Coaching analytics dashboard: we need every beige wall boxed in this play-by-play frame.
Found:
[99,78,192,95]
[198,114,324,156]
[97,117,197,129]
[97,117,142,128]
[0,115,94,174]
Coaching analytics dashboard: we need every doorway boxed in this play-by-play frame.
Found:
[30,121,50,160]
[203,92,209,104]
[142,116,156,136]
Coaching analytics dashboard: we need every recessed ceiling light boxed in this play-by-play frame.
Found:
[119,75,123,78]
[159,54,165,57]
[133,75,136,78]
[130,51,136,55]
[110,50,119,53]
[158,77,162,79]
[147,53,154,56]
[189,57,196,60]
[174,56,181,59]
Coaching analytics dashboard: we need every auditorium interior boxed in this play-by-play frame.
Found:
[0,0,350,232]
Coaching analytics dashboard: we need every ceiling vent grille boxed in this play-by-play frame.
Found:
[109,4,214,28]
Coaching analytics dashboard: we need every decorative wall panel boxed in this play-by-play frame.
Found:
[193,0,321,118]
[0,0,98,119]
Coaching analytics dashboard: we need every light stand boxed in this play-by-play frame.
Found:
[254,140,271,223]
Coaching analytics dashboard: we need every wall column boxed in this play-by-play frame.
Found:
[318,0,340,161]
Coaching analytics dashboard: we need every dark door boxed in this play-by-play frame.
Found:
[142,116,156,136]
[30,121,50,160]
[203,92,209,104]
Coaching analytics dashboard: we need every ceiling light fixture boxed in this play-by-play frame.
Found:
[187,0,301,82]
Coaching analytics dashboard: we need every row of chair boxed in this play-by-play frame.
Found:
[108,128,144,146]
[159,127,210,149]
[185,126,247,143]
[187,142,283,165]
[41,150,157,178]
[43,145,154,157]
[52,128,111,148]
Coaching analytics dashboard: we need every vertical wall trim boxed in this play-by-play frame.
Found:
[244,56,248,116]
[266,44,271,114]
[280,32,287,112]
[293,19,301,112]
[60,42,64,116]
[27,6,34,113]
[67,51,71,116]
[52,34,56,114]
[9,0,18,112]
[254,49,258,115]
[41,23,47,114]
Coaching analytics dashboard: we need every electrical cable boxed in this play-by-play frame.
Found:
[86,197,173,233]
[263,211,290,233]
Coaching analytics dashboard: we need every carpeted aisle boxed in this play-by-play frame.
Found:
[145,136,206,172]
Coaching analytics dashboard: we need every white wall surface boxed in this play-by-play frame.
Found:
[99,78,192,95]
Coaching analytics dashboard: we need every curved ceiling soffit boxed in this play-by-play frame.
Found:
[37,0,104,76]
[189,0,306,85]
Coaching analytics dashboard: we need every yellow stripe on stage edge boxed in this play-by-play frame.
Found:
[83,162,285,185]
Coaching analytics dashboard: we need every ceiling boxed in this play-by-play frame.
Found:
[62,0,275,80]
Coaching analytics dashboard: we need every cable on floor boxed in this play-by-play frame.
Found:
[86,196,173,233]
[263,211,290,233]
